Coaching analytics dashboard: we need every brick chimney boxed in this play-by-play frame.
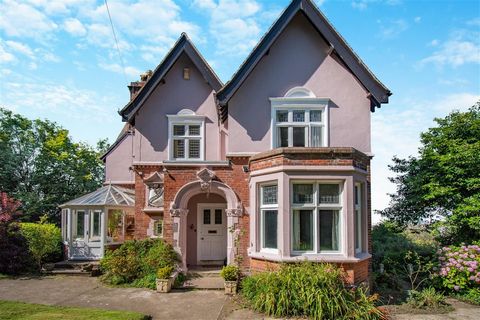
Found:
[128,70,153,101]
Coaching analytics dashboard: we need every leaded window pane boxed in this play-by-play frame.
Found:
[293,110,305,122]
[188,140,200,158]
[276,110,288,122]
[189,125,200,136]
[173,125,185,136]
[292,210,313,251]
[319,210,339,251]
[292,127,305,147]
[263,210,277,249]
[262,185,277,205]
[318,184,340,204]
[293,184,313,203]
[173,139,185,158]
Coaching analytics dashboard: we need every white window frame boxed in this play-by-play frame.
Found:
[167,110,205,161]
[290,180,343,255]
[259,183,279,253]
[270,87,329,149]
[354,182,363,254]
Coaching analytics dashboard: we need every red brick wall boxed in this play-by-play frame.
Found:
[133,165,161,239]
[250,258,370,285]
[133,157,251,268]
[249,147,370,172]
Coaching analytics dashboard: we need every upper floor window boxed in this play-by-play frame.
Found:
[270,87,329,148]
[167,109,205,161]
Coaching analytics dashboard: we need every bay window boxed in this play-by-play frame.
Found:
[260,184,278,250]
[291,182,342,254]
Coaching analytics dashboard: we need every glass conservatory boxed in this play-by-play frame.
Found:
[59,184,135,260]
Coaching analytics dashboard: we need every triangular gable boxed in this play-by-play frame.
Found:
[216,0,391,117]
[119,33,223,122]
[100,125,132,161]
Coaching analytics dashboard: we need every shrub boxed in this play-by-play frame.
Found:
[20,221,62,270]
[435,244,480,293]
[406,287,448,309]
[0,193,32,275]
[220,265,239,281]
[241,262,384,319]
[100,238,177,288]
[156,266,174,279]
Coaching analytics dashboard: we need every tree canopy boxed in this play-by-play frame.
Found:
[379,102,480,244]
[0,108,108,222]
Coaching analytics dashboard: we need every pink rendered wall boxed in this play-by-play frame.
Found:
[186,193,226,266]
[133,53,220,162]
[228,14,371,154]
[104,134,134,182]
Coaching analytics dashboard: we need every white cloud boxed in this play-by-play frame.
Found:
[378,19,408,39]
[0,43,16,63]
[421,39,480,67]
[5,41,34,59]
[3,80,114,122]
[193,0,263,56]
[428,39,439,47]
[414,16,421,23]
[352,0,402,10]
[0,0,58,41]
[371,92,480,223]
[98,62,141,78]
[63,18,87,36]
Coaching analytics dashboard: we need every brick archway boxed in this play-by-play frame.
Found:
[168,170,243,269]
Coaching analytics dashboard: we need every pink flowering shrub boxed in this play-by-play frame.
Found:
[436,245,480,292]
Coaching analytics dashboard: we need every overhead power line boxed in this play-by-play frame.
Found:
[104,0,128,83]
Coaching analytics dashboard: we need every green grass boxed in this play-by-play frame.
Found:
[0,274,9,280]
[0,300,150,320]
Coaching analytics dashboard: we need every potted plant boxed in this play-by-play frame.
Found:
[156,266,175,293]
[220,265,239,295]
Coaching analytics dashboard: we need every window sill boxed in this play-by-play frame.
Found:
[249,251,371,263]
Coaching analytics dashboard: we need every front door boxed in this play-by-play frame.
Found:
[197,204,227,264]
[70,210,103,260]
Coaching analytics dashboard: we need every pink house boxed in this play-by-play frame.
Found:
[60,0,390,285]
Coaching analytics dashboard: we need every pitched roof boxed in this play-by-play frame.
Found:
[100,124,132,161]
[119,33,223,122]
[216,0,391,117]
[60,184,135,207]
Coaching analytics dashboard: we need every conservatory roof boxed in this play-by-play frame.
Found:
[60,184,135,207]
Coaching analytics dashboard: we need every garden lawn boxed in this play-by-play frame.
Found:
[0,300,149,320]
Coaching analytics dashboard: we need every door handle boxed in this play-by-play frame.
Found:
[201,237,204,240]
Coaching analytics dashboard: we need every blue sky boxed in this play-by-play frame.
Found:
[1,0,479,220]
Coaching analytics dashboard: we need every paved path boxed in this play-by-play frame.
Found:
[1,276,479,320]
[0,276,230,320]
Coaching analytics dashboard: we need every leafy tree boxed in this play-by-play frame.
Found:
[20,218,62,270]
[379,102,480,244]
[0,108,108,222]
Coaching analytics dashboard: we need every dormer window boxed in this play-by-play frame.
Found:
[167,109,205,161]
[270,87,329,148]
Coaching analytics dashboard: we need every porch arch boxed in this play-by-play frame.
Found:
[169,179,243,270]
[170,180,242,216]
